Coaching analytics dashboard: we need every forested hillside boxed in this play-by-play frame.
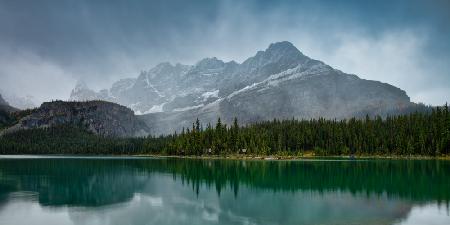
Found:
[0,105,448,156]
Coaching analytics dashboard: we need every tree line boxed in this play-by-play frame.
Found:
[0,104,449,156]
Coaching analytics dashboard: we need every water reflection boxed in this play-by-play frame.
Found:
[0,157,449,225]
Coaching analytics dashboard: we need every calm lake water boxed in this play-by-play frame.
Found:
[0,156,449,225]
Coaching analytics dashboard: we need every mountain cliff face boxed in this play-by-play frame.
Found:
[70,41,413,134]
[2,101,148,137]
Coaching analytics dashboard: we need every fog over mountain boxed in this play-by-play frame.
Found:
[0,0,449,105]
[0,92,37,110]
[0,93,17,113]
[70,41,414,134]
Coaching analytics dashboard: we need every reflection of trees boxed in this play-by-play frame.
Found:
[139,159,450,203]
[0,159,147,207]
[0,158,449,208]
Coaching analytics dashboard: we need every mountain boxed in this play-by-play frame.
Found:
[70,41,413,134]
[1,100,148,137]
[69,63,192,114]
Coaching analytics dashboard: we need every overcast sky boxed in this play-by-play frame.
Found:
[0,0,449,105]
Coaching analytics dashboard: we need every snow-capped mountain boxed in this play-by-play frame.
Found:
[69,41,314,114]
[70,41,413,134]
[69,81,104,102]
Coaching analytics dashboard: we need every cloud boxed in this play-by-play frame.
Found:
[0,0,448,105]
[0,47,76,103]
[311,29,450,105]
[191,2,450,105]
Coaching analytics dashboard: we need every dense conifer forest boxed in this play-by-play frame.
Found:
[0,105,449,156]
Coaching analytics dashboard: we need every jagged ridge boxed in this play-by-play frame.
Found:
[69,41,413,134]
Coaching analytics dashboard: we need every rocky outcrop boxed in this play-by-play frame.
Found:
[2,101,148,137]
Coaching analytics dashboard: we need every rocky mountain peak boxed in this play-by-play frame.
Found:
[145,62,191,80]
[262,41,306,62]
[150,62,174,73]
[240,41,308,73]
[69,80,101,101]
[194,57,225,70]
[266,41,300,54]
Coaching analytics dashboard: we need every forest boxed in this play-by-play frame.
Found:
[0,104,449,156]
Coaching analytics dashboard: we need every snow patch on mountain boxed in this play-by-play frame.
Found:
[201,90,219,101]
[139,102,167,114]
[173,104,204,112]
[226,61,333,100]
[266,62,332,87]
[227,83,259,100]
[129,102,142,112]
[145,75,165,97]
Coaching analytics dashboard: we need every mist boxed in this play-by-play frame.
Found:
[0,0,449,105]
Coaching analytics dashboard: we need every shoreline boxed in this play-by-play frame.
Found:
[1,153,449,160]
[132,154,450,161]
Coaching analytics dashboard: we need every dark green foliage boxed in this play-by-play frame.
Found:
[160,105,449,156]
[0,126,148,155]
[0,108,33,131]
[0,110,13,130]
[0,105,449,156]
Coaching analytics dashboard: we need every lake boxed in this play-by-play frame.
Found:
[0,156,449,225]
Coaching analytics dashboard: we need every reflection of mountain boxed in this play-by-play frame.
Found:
[64,176,414,225]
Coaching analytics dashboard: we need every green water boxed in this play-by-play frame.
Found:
[0,156,449,225]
